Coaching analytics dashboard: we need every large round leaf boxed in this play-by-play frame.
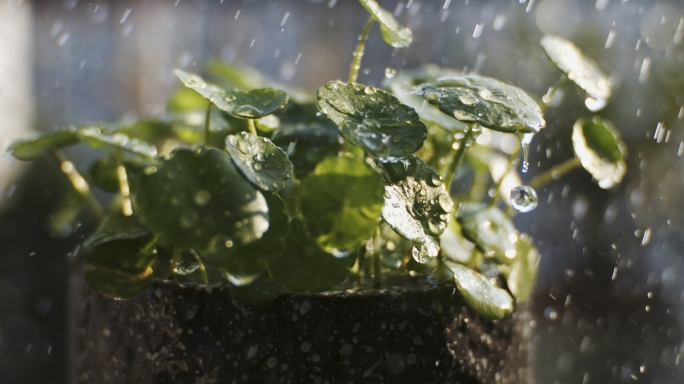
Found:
[83,213,157,300]
[173,69,288,119]
[301,156,384,253]
[358,0,413,48]
[540,35,611,110]
[270,103,342,177]
[443,260,514,320]
[386,65,466,132]
[378,155,453,262]
[419,75,546,133]
[317,81,427,161]
[269,219,356,292]
[225,132,293,192]
[457,203,518,265]
[136,147,269,251]
[572,116,626,189]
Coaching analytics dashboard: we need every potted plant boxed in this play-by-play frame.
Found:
[8,1,627,382]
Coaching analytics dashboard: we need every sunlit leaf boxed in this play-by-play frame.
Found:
[378,155,452,262]
[301,156,383,253]
[419,75,545,133]
[136,146,269,251]
[443,260,514,320]
[173,69,289,119]
[317,81,427,161]
[500,233,539,303]
[269,219,356,292]
[439,218,476,264]
[457,203,518,265]
[540,35,611,110]
[9,130,80,160]
[225,132,293,192]
[83,213,157,300]
[358,0,413,48]
[572,116,626,189]
[271,102,342,177]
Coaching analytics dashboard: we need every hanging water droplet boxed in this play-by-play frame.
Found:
[509,185,538,213]
[430,173,443,187]
[253,162,263,171]
[237,139,251,154]
[411,241,439,263]
[437,193,454,213]
[520,132,534,173]
[384,67,397,79]
[253,152,265,162]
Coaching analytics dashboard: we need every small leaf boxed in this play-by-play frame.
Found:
[136,147,269,251]
[358,0,413,48]
[269,219,356,292]
[173,69,289,119]
[317,81,427,161]
[439,218,476,264]
[387,65,466,133]
[271,103,342,177]
[501,233,539,303]
[457,204,518,265]
[9,130,80,160]
[419,75,545,133]
[572,116,627,189]
[301,156,384,253]
[225,132,294,192]
[540,35,611,110]
[83,213,157,300]
[443,260,514,320]
[378,155,452,262]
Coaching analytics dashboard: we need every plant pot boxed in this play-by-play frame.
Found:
[69,265,534,384]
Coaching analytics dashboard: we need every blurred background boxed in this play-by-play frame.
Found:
[1,0,684,382]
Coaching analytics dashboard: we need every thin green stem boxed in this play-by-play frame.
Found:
[114,148,133,216]
[194,253,209,284]
[445,124,475,192]
[204,102,212,146]
[542,76,568,105]
[348,16,374,84]
[528,157,581,190]
[487,145,521,208]
[247,118,257,136]
[170,247,182,277]
[50,150,104,220]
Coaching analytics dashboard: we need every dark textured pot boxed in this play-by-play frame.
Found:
[69,268,534,384]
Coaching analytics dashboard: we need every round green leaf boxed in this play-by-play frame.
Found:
[83,214,157,300]
[225,132,294,192]
[443,260,514,320]
[540,35,611,110]
[359,0,413,48]
[572,116,626,189]
[136,146,269,251]
[173,69,289,119]
[301,156,384,253]
[269,219,356,292]
[270,103,342,177]
[317,81,427,161]
[500,233,539,303]
[386,65,466,133]
[419,75,546,133]
[378,155,453,261]
[457,204,518,265]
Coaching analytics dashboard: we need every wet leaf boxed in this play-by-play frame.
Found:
[9,125,156,161]
[378,155,452,262]
[386,65,466,133]
[269,219,356,292]
[136,147,269,251]
[419,75,545,133]
[572,116,626,189]
[225,132,294,192]
[439,218,476,264]
[271,103,342,177]
[173,69,289,119]
[301,156,384,253]
[83,213,157,300]
[457,203,518,265]
[540,35,611,109]
[500,233,539,303]
[358,0,413,48]
[317,81,427,161]
[444,260,514,320]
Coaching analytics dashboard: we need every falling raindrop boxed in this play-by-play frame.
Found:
[384,67,397,78]
[510,185,538,213]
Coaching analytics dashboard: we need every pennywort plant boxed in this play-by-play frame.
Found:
[9,1,627,320]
